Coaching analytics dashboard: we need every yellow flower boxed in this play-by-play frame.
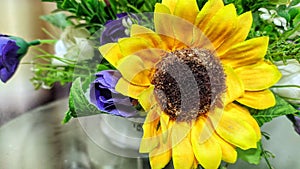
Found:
[99,0,282,168]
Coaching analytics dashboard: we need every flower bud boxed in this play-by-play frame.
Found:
[89,70,139,117]
[0,34,33,82]
[272,59,300,105]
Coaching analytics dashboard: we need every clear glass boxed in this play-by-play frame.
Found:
[1,98,300,169]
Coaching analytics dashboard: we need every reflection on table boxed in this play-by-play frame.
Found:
[0,98,300,169]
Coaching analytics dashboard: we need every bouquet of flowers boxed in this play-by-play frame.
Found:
[1,0,299,168]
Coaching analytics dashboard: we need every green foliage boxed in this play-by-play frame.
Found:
[266,37,300,63]
[40,12,73,29]
[237,141,276,169]
[237,141,262,165]
[249,94,300,126]
[42,0,161,34]
[31,64,74,89]
[64,77,105,123]
[30,49,76,89]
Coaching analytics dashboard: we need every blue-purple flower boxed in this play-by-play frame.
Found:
[294,115,300,135]
[0,35,26,83]
[0,35,20,82]
[287,113,300,135]
[100,13,137,45]
[90,70,139,117]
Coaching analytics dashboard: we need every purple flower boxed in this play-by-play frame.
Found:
[90,70,138,117]
[287,113,300,135]
[293,115,300,135]
[100,13,137,45]
[0,35,23,83]
[0,34,39,83]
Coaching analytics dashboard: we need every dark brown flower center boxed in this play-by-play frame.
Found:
[151,48,226,122]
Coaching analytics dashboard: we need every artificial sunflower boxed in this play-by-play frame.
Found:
[99,0,282,168]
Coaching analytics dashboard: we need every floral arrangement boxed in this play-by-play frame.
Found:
[1,0,300,168]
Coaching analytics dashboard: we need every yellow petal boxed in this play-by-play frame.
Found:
[160,112,170,142]
[173,0,199,23]
[224,65,244,105]
[193,157,199,169]
[117,55,152,86]
[172,123,194,169]
[118,37,154,57]
[131,24,155,35]
[234,61,282,91]
[220,37,269,68]
[150,145,172,169]
[236,90,276,110]
[115,78,147,99]
[137,85,155,111]
[211,107,258,150]
[99,43,123,67]
[225,103,261,141]
[195,0,224,30]
[131,24,166,50]
[192,132,222,169]
[217,11,253,55]
[213,133,237,163]
[149,130,172,169]
[171,122,192,145]
[172,15,195,47]
[200,4,237,49]
[140,109,160,153]
[191,117,214,144]
[162,0,178,13]
[154,4,173,37]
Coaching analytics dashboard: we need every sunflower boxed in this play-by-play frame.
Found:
[99,0,282,168]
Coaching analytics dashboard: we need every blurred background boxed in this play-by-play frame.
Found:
[0,0,67,125]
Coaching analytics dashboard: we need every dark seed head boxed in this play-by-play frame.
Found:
[151,48,226,122]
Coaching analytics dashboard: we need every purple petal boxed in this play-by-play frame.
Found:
[0,37,20,83]
[90,70,139,117]
[293,116,300,135]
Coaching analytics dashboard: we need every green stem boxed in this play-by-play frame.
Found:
[28,39,57,46]
[126,4,142,13]
[277,96,300,101]
[39,39,57,44]
[272,85,300,89]
[260,144,273,169]
[28,40,41,46]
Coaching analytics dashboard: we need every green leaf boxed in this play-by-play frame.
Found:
[62,110,72,123]
[249,94,300,126]
[270,0,290,5]
[290,0,300,6]
[278,8,291,22]
[288,8,299,19]
[237,141,262,165]
[67,77,106,118]
[263,25,274,33]
[40,13,73,29]
[293,13,300,27]
[96,64,111,72]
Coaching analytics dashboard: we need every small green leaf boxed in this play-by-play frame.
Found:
[62,110,72,124]
[67,77,106,118]
[237,141,262,165]
[263,25,274,33]
[278,8,291,22]
[250,94,300,126]
[293,13,300,27]
[96,64,111,72]
[290,0,300,6]
[40,13,72,29]
[270,0,290,5]
[288,8,299,19]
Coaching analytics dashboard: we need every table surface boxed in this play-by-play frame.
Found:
[1,98,300,169]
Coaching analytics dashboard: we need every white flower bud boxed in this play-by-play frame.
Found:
[272,59,300,105]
